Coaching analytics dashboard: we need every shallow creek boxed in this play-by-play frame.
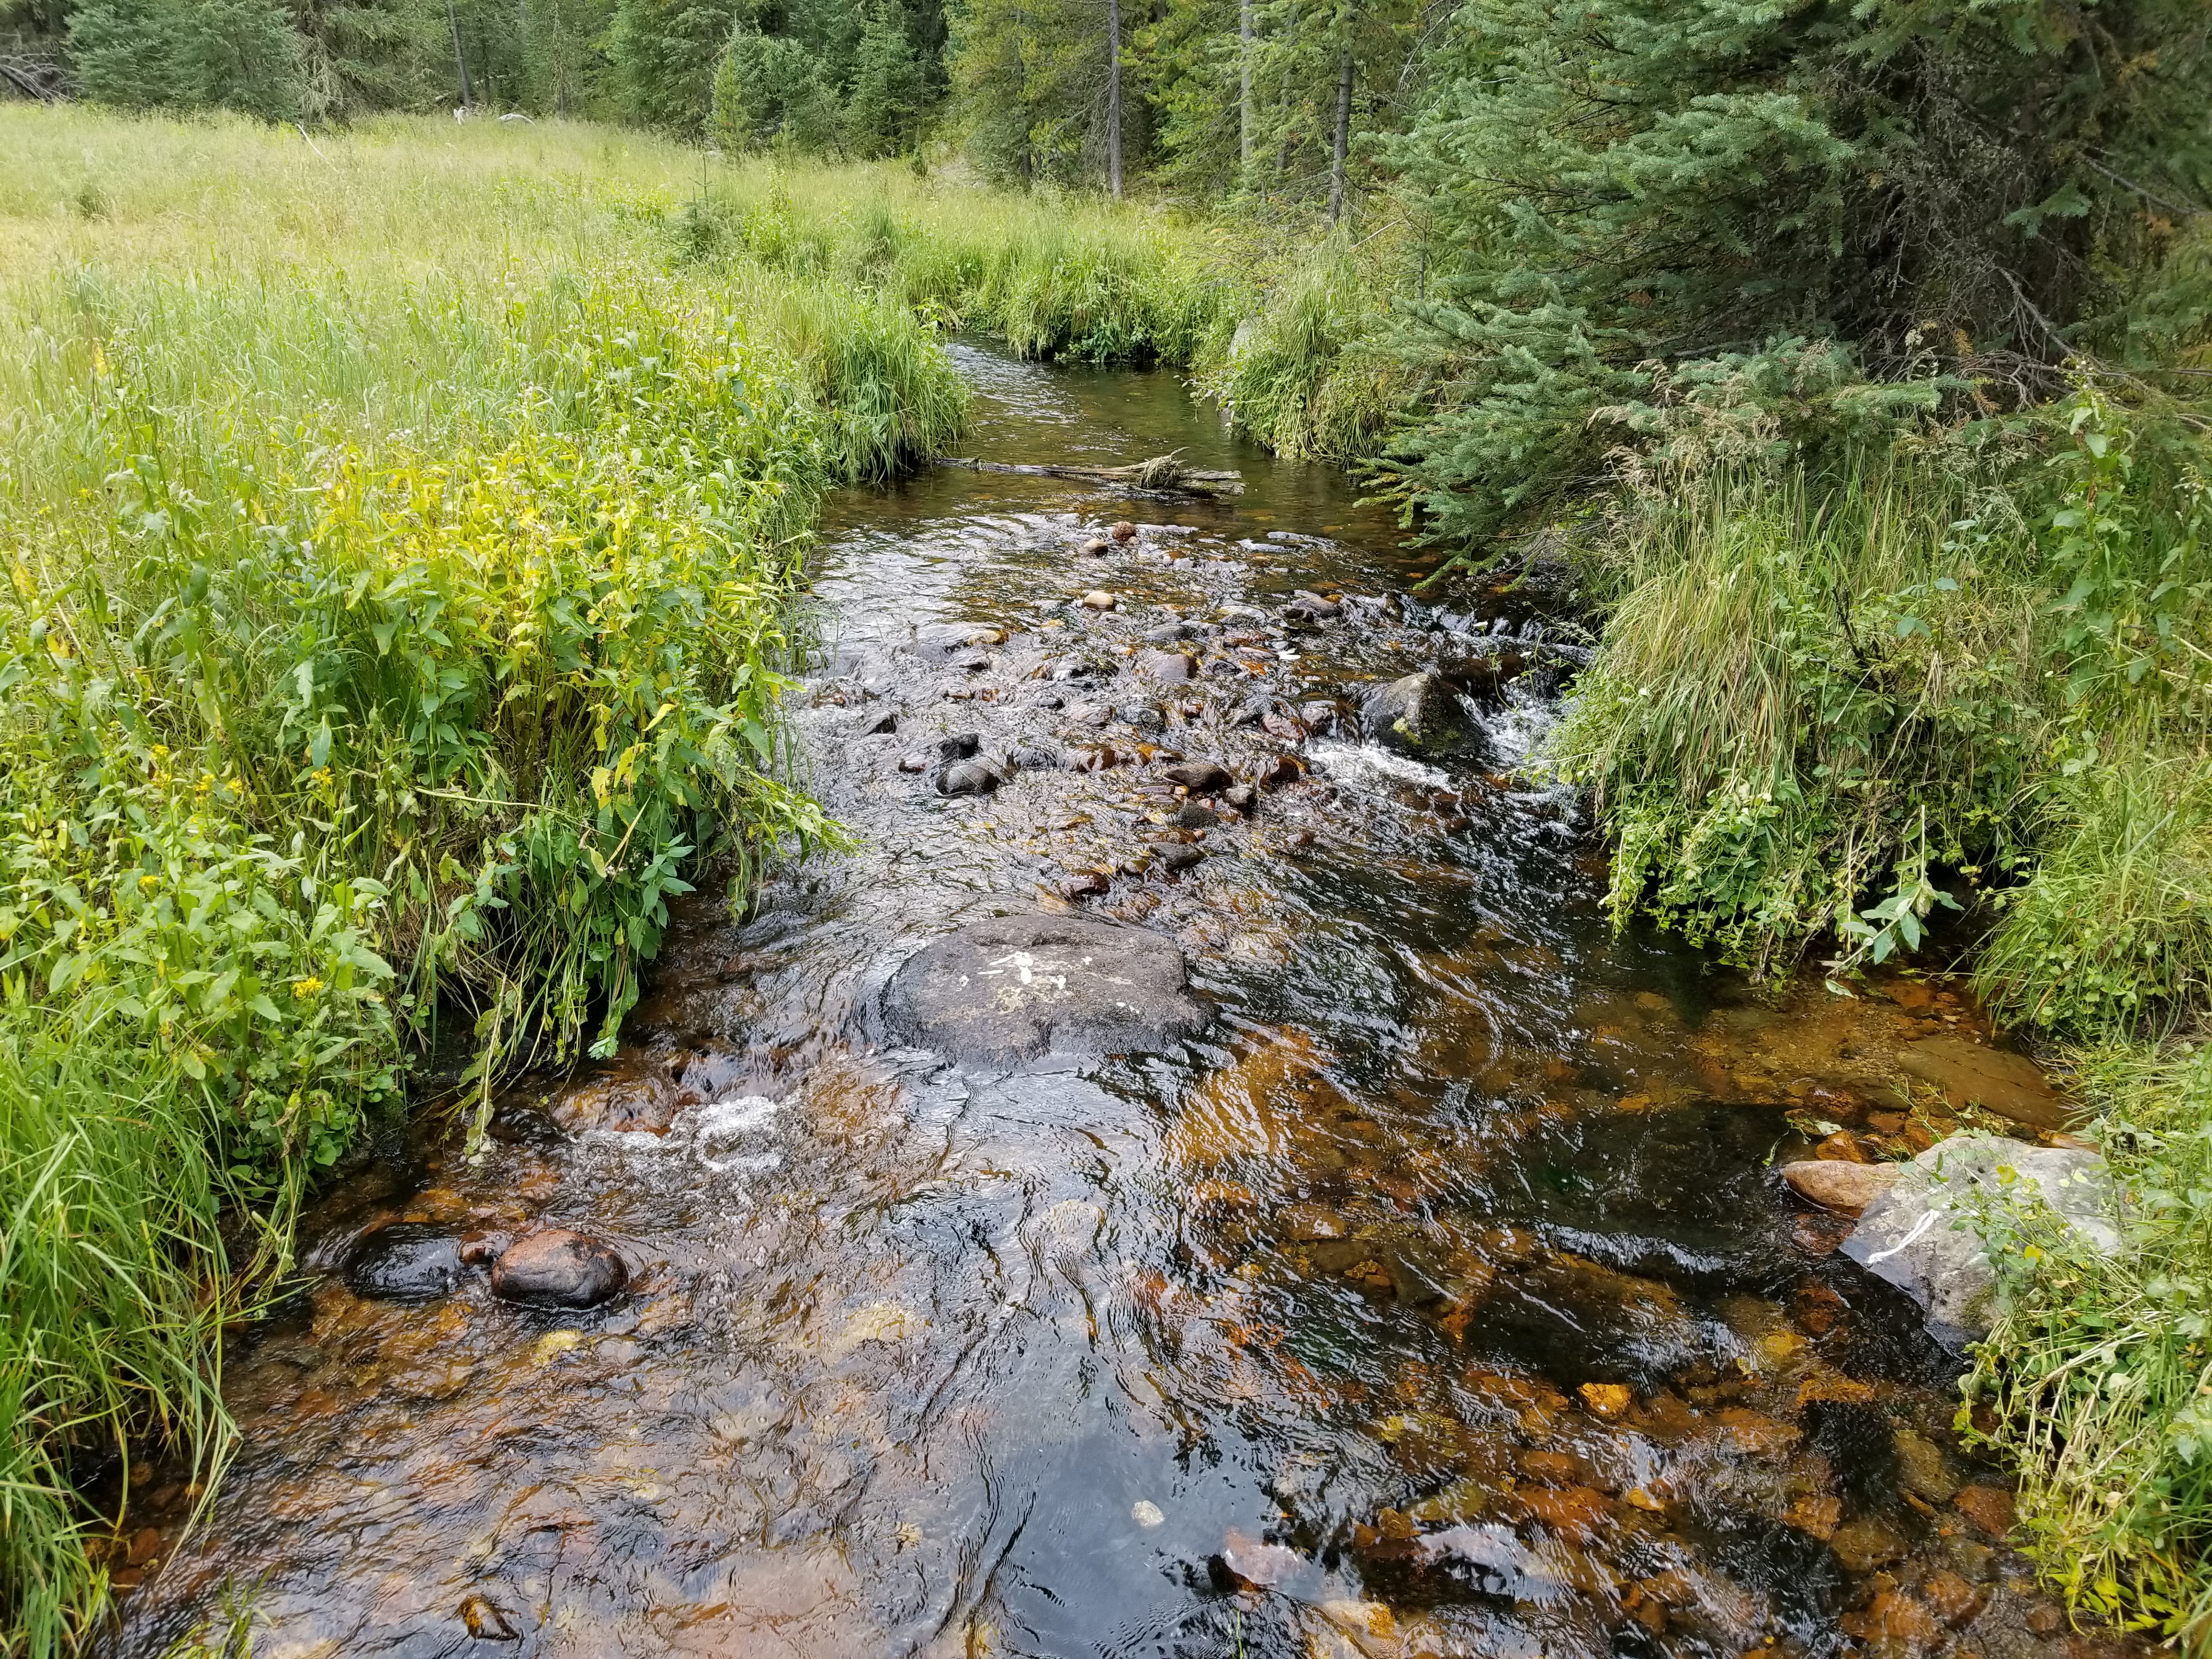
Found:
[113,348,2130,1659]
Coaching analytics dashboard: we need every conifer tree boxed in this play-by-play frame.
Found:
[1382,0,2212,552]
[68,0,305,117]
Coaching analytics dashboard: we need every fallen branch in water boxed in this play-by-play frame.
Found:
[932,450,1245,497]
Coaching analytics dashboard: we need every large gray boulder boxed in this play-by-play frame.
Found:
[1843,1133,2121,1348]
[884,914,1208,1065]
[1360,672,1489,761]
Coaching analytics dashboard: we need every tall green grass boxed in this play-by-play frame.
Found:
[0,106,967,1654]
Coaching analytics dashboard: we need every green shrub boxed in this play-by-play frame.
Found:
[1547,460,2044,973]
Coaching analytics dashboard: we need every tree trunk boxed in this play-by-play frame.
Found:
[1107,0,1123,199]
[1238,0,1254,174]
[1328,50,1353,224]
[447,0,473,109]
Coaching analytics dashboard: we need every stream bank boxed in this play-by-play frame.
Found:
[106,346,2134,1659]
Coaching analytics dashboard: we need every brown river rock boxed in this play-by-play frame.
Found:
[489,1229,628,1308]
[1898,1035,2073,1128]
[1781,1158,1900,1213]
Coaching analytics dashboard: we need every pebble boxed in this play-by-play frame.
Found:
[1781,1159,1899,1213]
[897,749,933,772]
[1577,1382,1632,1419]
[937,732,981,760]
[1161,761,1231,792]
[1110,521,1137,543]
[1131,1499,1165,1528]
[1175,804,1218,830]
[1117,703,1165,731]
[857,708,899,735]
[936,759,1000,797]
[1082,537,1110,555]
[1136,648,1196,681]
[1285,594,1341,622]
[1079,590,1117,610]
[1953,1484,2016,1537]
[1255,755,1304,789]
[1155,844,1204,873]
[490,1229,628,1308]
[1057,869,1110,899]
[1219,785,1257,814]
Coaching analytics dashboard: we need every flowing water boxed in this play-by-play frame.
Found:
[110,348,2118,1659]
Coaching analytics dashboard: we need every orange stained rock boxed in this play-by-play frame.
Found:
[1954,1484,2017,1538]
[1516,1483,1614,1543]
[1841,1591,1943,1644]
[1578,1382,1633,1420]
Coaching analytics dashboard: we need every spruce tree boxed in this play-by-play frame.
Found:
[1382,0,2212,552]
[69,0,306,117]
[610,0,741,130]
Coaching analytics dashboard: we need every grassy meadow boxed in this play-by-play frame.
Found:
[0,109,991,1654]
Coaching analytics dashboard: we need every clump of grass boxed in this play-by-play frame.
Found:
[0,106,968,1655]
[1967,1038,2212,1651]
[1977,755,2212,1037]
[1546,461,2045,973]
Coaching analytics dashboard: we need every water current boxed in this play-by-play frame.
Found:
[109,346,2120,1659]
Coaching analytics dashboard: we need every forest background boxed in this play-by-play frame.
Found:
[4,0,2212,1653]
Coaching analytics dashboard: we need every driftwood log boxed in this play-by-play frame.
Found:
[932,452,1244,498]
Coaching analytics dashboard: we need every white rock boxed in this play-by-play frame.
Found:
[1842,1132,2121,1347]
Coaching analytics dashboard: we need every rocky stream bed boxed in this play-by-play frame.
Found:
[104,346,2137,1659]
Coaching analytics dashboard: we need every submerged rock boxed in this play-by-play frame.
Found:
[490,1229,629,1308]
[1843,1133,2119,1346]
[883,913,1208,1064]
[1161,760,1231,792]
[1361,672,1489,761]
[344,1223,466,1302]
[936,758,1001,797]
[1897,1037,2072,1129]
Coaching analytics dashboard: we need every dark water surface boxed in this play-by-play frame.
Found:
[113,347,2107,1658]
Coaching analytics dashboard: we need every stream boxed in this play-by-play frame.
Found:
[110,346,2118,1659]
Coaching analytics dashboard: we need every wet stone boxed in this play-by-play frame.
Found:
[343,1223,466,1302]
[1161,760,1231,792]
[1175,804,1218,830]
[1117,703,1165,731]
[883,913,1208,1064]
[1362,670,1489,761]
[1220,784,1257,814]
[936,759,1000,797]
[1256,754,1304,788]
[1782,1158,1898,1214]
[1897,1037,2072,1128]
[1155,844,1204,873]
[1136,648,1197,681]
[916,621,1004,653]
[490,1229,628,1308]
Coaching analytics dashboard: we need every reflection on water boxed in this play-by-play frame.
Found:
[109,347,2119,1659]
